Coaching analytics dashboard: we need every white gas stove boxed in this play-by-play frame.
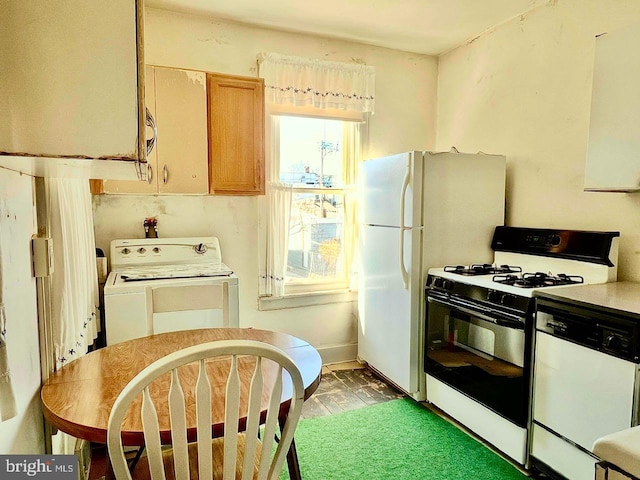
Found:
[424,226,620,467]
[428,228,619,297]
[104,237,239,345]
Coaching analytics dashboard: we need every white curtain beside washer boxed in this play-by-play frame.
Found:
[45,177,99,454]
[47,177,99,367]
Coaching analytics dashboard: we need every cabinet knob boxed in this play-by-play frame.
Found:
[163,164,168,184]
[146,163,153,185]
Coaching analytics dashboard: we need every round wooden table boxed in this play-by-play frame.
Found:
[41,328,322,479]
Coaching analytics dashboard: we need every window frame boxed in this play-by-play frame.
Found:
[262,106,364,301]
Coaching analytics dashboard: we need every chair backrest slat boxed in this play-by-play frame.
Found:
[223,354,240,480]
[168,369,189,480]
[257,365,283,480]
[107,339,306,480]
[241,357,263,480]
[196,358,213,479]
[141,388,166,480]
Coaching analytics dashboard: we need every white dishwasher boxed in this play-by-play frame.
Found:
[531,283,640,480]
[104,237,239,345]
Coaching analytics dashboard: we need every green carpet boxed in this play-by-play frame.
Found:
[280,398,528,480]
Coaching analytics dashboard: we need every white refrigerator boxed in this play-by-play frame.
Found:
[357,150,506,400]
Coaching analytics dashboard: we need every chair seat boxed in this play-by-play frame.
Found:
[131,434,263,480]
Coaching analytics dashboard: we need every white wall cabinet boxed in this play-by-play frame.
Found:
[585,23,640,192]
[102,66,209,194]
[0,0,145,180]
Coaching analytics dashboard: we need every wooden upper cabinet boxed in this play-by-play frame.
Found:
[207,74,265,195]
[102,66,209,194]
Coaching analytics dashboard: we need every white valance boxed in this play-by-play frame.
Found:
[257,52,375,114]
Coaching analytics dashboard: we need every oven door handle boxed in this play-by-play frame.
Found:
[427,294,525,330]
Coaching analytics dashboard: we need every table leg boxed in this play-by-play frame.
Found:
[104,450,115,480]
[279,416,302,480]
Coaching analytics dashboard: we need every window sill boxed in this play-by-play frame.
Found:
[258,289,357,311]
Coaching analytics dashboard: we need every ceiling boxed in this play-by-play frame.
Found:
[145,0,549,55]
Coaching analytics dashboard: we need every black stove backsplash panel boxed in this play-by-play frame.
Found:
[490,226,619,266]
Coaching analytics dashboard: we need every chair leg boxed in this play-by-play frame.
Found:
[279,416,302,480]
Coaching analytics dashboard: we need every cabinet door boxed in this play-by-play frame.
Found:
[585,23,640,191]
[155,68,208,194]
[102,66,158,194]
[207,74,265,195]
[0,0,144,162]
[101,67,209,194]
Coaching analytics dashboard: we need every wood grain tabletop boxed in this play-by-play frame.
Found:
[41,328,322,445]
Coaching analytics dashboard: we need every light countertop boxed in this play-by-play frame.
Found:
[535,281,640,319]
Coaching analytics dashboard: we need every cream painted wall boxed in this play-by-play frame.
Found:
[437,0,640,280]
[0,169,43,453]
[92,9,438,362]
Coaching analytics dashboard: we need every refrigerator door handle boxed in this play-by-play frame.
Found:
[399,159,411,289]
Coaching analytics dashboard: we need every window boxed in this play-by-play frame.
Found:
[262,113,362,299]
[256,52,373,303]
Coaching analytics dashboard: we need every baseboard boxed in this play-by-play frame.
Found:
[316,343,358,365]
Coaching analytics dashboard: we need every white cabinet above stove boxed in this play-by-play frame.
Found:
[585,22,640,192]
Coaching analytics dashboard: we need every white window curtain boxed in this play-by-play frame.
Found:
[46,177,99,369]
[341,123,362,291]
[257,52,375,114]
[259,182,292,298]
[46,177,100,454]
[0,239,17,422]
[257,53,373,298]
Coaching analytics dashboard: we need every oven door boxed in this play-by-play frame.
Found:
[424,290,528,426]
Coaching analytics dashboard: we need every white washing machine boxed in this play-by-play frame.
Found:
[104,237,239,345]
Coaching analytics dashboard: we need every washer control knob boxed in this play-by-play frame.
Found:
[121,248,131,255]
[138,247,146,254]
[194,243,208,255]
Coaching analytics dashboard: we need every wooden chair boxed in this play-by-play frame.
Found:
[107,339,305,480]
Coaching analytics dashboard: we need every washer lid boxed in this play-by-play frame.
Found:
[119,262,233,281]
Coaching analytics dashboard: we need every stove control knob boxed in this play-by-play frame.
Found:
[152,247,161,254]
[487,290,500,303]
[433,278,444,288]
[604,334,622,352]
[138,247,146,254]
[194,243,208,255]
[501,294,514,306]
[121,248,131,255]
[443,280,453,290]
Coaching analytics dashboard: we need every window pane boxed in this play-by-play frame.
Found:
[287,191,345,282]
[279,116,343,188]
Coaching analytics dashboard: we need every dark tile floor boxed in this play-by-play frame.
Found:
[301,364,405,419]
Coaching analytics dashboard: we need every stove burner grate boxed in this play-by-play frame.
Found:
[444,264,523,276]
[492,272,584,288]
